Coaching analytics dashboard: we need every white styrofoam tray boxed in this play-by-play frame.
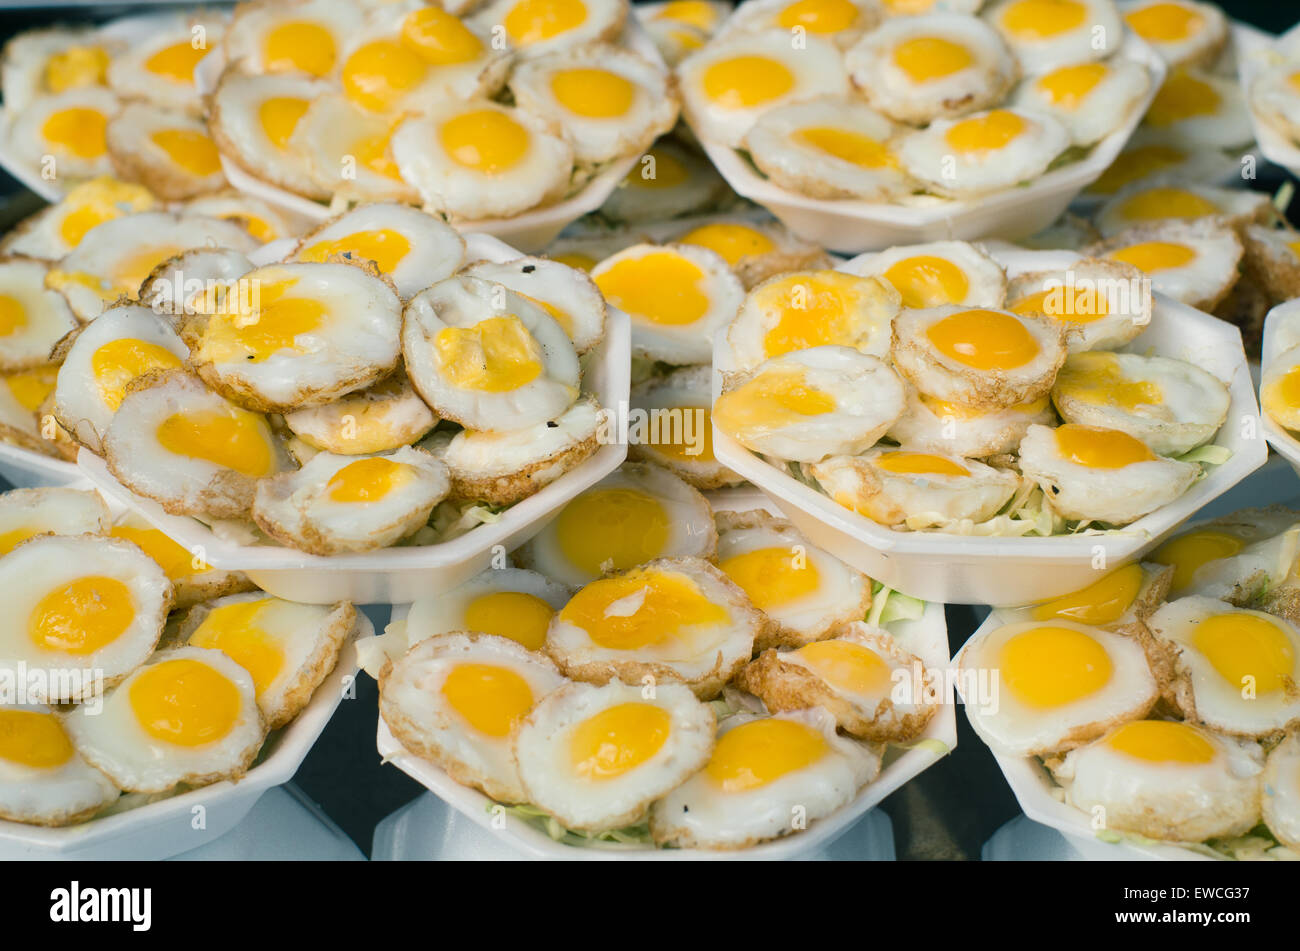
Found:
[75,231,631,604]
[0,442,78,489]
[1259,300,1300,479]
[1237,22,1300,179]
[686,34,1165,254]
[710,247,1269,605]
[376,597,954,860]
[0,611,368,860]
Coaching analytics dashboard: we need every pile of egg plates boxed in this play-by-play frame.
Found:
[362,458,940,850]
[0,484,357,829]
[958,507,1300,858]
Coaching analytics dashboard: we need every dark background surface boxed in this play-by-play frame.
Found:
[0,0,1292,859]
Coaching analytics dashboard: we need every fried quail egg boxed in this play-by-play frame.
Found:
[885,385,1055,456]
[1087,219,1242,311]
[253,447,450,555]
[402,274,580,430]
[721,0,882,47]
[643,0,732,34]
[0,486,109,558]
[0,177,156,262]
[810,447,1022,526]
[649,706,880,849]
[462,256,606,355]
[890,305,1066,409]
[102,370,292,519]
[897,107,1069,196]
[983,0,1122,73]
[1141,67,1254,149]
[138,247,256,327]
[105,12,224,115]
[1083,136,1239,198]
[714,346,906,463]
[1120,0,1227,68]
[599,138,730,223]
[1263,345,1300,437]
[738,621,938,741]
[957,617,1159,755]
[0,258,77,372]
[1051,350,1229,455]
[1147,597,1300,737]
[1250,60,1300,148]
[643,18,710,67]
[288,204,465,301]
[845,13,1017,125]
[110,513,253,610]
[1017,422,1200,524]
[1004,257,1150,352]
[380,632,566,802]
[1242,225,1300,305]
[664,216,831,289]
[64,646,266,793]
[1094,181,1269,238]
[290,93,420,205]
[846,240,1007,310]
[1176,521,1300,609]
[470,0,628,56]
[516,462,716,586]
[52,303,188,454]
[677,29,850,148]
[1012,57,1152,146]
[7,87,119,182]
[628,365,740,489]
[283,371,437,455]
[0,365,61,455]
[508,43,678,166]
[391,100,575,220]
[104,104,225,200]
[715,510,872,648]
[183,193,298,245]
[46,211,258,321]
[727,269,901,370]
[1148,510,1299,596]
[187,261,404,414]
[592,242,743,364]
[515,678,715,832]
[0,534,171,701]
[433,396,603,505]
[1262,731,1300,850]
[1004,560,1172,629]
[181,593,355,728]
[222,0,367,78]
[208,70,332,201]
[406,568,573,653]
[0,704,119,826]
[1050,718,1263,841]
[0,26,116,114]
[744,95,913,201]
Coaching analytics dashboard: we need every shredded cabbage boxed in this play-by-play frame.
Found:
[490,802,653,848]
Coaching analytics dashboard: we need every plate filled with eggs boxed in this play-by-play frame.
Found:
[363,486,954,858]
[65,215,629,604]
[674,0,1165,252]
[0,483,363,860]
[958,509,1300,859]
[709,244,1266,605]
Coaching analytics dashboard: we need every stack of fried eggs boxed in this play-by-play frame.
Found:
[959,504,1300,858]
[712,240,1236,534]
[1261,300,1300,441]
[0,483,357,829]
[674,0,1155,202]
[8,199,611,557]
[361,459,942,850]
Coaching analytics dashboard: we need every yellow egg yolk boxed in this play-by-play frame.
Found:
[439,108,531,173]
[91,338,183,411]
[569,702,670,780]
[325,456,414,503]
[999,625,1114,708]
[625,146,689,190]
[504,0,589,45]
[0,296,26,337]
[259,96,310,149]
[1106,719,1215,763]
[719,545,820,610]
[555,488,670,576]
[155,406,277,477]
[925,308,1040,370]
[945,110,1028,153]
[884,255,969,308]
[342,39,429,113]
[875,451,970,476]
[1194,613,1295,694]
[1000,0,1088,38]
[648,405,715,463]
[298,229,412,275]
[264,21,336,76]
[778,0,860,32]
[1150,529,1244,593]
[3,365,57,412]
[1054,423,1157,468]
[793,639,892,695]
[149,128,221,176]
[45,45,109,93]
[201,278,325,362]
[702,55,795,109]
[352,128,404,181]
[1146,70,1219,126]
[706,717,828,791]
[463,591,555,651]
[559,568,729,650]
[1053,352,1163,412]
[552,251,598,270]
[1031,563,1145,624]
[111,524,209,579]
[41,107,107,159]
[1010,285,1109,324]
[1264,365,1300,420]
[550,67,636,118]
[655,0,719,30]
[1117,186,1220,223]
[402,7,484,64]
[188,599,285,696]
[434,315,544,393]
[129,658,242,747]
[441,662,535,737]
[54,178,156,248]
[0,709,75,769]
[713,367,836,439]
[1107,240,1197,273]
[145,40,207,83]
[1089,145,1188,194]
[28,576,134,656]
[1036,61,1108,109]
[1124,2,1203,43]
[794,126,896,168]
[892,36,974,82]
[676,223,777,266]
[595,251,709,326]
[759,271,882,357]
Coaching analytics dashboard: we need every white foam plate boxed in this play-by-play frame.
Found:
[1237,22,1300,178]
[710,247,1269,605]
[0,442,78,489]
[686,34,1164,253]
